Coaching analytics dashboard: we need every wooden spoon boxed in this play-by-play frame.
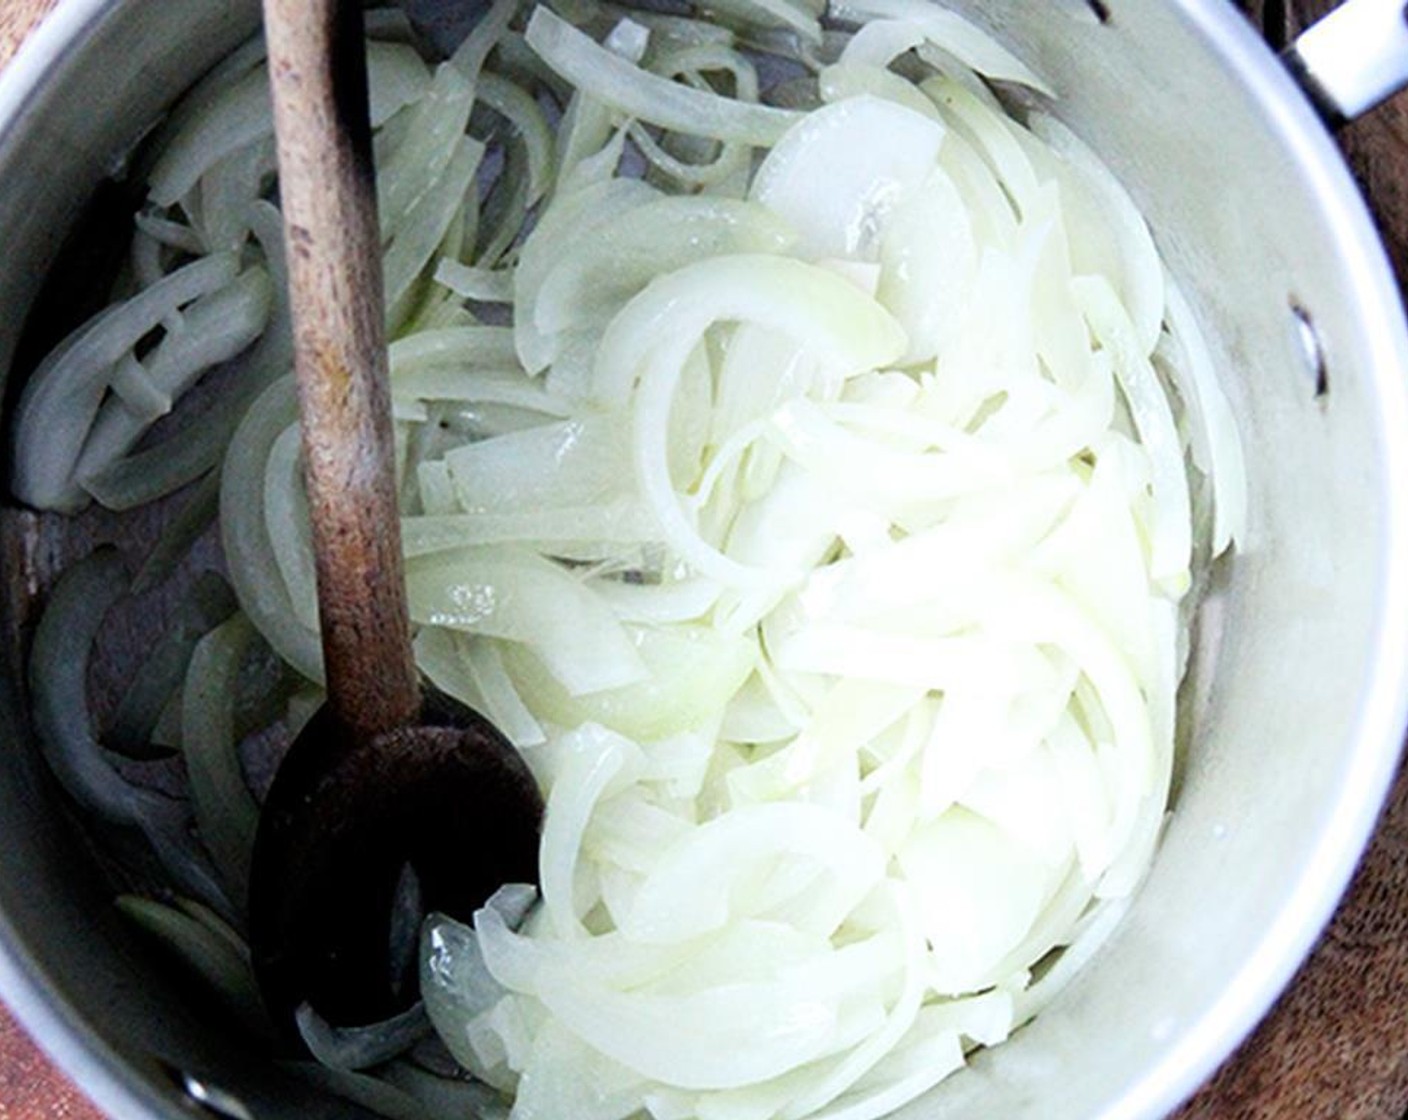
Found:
[248,0,543,1031]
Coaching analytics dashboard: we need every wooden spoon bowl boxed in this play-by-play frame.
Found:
[251,687,541,1027]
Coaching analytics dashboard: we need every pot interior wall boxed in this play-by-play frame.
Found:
[0,3,381,1117]
[0,3,1403,1119]
[925,3,1405,1116]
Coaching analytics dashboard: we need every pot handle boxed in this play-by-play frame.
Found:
[1283,0,1408,123]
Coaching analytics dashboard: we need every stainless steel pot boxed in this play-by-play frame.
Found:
[0,2,1406,1118]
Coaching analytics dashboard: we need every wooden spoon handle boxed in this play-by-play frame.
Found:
[263,0,420,740]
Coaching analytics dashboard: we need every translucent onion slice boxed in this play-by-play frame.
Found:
[180,613,262,901]
[776,886,928,1120]
[533,197,797,336]
[618,802,885,944]
[501,622,757,742]
[279,1062,442,1120]
[476,72,556,207]
[828,0,1052,93]
[627,121,752,191]
[402,501,656,557]
[923,78,1040,219]
[75,266,273,487]
[220,377,324,682]
[12,252,239,512]
[295,1002,432,1072]
[875,166,975,365]
[447,0,521,81]
[1029,113,1166,359]
[197,136,276,250]
[29,551,232,913]
[514,177,661,374]
[608,258,904,590]
[264,425,319,633]
[107,352,171,423]
[750,95,946,261]
[133,211,205,254]
[538,722,640,938]
[149,43,430,208]
[443,414,633,515]
[404,545,648,696]
[385,137,486,325]
[377,60,477,232]
[553,90,621,196]
[391,325,520,374]
[594,253,906,408]
[29,549,167,825]
[1162,277,1247,555]
[116,895,268,1037]
[898,807,1064,995]
[414,629,547,749]
[1075,275,1192,595]
[507,1019,650,1120]
[525,8,805,146]
[693,0,823,44]
[434,260,514,303]
[534,965,839,1091]
[80,200,295,513]
[802,1024,961,1120]
[818,61,942,120]
[105,571,238,759]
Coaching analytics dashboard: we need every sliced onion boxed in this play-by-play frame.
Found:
[693,0,823,44]
[402,501,656,557]
[526,8,805,146]
[750,95,946,261]
[443,414,633,515]
[385,137,486,325]
[434,260,514,304]
[180,613,260,900]
[415,628,546,749]
[405,545,649,696]
[220,377,324,682]
[500,621,757,742]
[476,72,556,207]
[105,571,237,758]
[17,4,1248,1114]
[818,61,942,119]
[295,1002,433,1072]
[533,197,797,336]
[79,200,295,512]
[12,252,239,512]
[149,43,431,208]
[29,549,166,825]
[1161,277,1247,555]
[116,895,268,1037]
[514,177,662,374]
[377,60,477,232]
[1075,275,1192,595]
[75,265,273,487]
[828,0,1052,93]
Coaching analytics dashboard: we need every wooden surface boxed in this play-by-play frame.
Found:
[264,0,422,743]
[0,1,1405,1118]
[0,0,56,67]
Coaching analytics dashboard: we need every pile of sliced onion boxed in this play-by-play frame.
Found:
[14,2,1244,1119]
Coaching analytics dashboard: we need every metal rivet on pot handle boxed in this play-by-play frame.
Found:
[1283,0,1408,123]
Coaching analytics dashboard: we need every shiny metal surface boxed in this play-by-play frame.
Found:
[1286,0,1408,121]
[0,3,1404,1120]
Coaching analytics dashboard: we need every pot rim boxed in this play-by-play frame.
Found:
[0,3,1405,1119]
